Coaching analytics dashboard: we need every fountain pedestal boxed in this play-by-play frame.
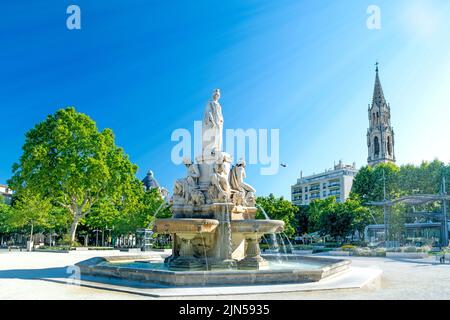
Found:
[237,234,269,270]
[169,233,204,270]
[209,203,237,270]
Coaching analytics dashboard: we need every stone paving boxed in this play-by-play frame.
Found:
[1,250,449,299]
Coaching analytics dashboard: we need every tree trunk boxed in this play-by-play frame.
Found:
[69,217,79,243]
[30,223,34,242]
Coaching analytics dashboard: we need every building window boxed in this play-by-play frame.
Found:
[374,136,380,156]
[387,136,392,156]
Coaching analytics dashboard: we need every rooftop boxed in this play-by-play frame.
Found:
[294,160,358,185]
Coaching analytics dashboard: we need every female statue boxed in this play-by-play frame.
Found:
[202,89,223,157]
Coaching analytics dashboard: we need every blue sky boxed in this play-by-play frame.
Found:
[1,0,450,199]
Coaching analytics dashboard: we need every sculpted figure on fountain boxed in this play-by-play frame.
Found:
[202,89,223,158]
[209,155,231,203]
[229,159,256,207]
[173,157,203,205]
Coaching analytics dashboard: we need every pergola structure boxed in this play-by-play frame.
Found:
[368,191,450,246]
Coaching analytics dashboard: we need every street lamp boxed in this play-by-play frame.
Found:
[105,226,113,246]
[48,231,58,247]
[381,169,389,246]
[93,229,102,247]
[442,177,448,246]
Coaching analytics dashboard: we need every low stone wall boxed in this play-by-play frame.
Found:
[292,250,313,255]
[386,252,429,259]
[34,249,71,253]
[119,248,142,253]
[327,251,351,256]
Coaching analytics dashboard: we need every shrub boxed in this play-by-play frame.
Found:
[351,247,386,257]
[324,242,341,248]
[57,234,82,247]
[152,243,172,249]
[419,245,431,253]
[39,245,71,251]
[341,245,356,251]
[350,241,367,247]
[292,245,315,250]
[312,247,333,254]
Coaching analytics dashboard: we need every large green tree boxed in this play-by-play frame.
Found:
[307,197,371,242]
[9,191,52,241]
[113,188,172,235]
[398,160,447,195]
[9,107,143,243]
[256,194,299,238]
[351,162,400,202]
[0,202,13,236]
[296,205,310,235]
[352,160,449,202]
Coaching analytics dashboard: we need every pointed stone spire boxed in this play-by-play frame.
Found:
[367,62,396,167]
[372,62,386,108]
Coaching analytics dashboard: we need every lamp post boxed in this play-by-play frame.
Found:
[382,169,389,246]
[93,229,102,247]
[105,226,113,246]
[442,177,448,246]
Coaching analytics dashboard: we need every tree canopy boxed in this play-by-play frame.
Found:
[9,191,52,241]
[351,160,449,203]
[307,197,371,241]
[8,107,144,243]
[256,194,299,237]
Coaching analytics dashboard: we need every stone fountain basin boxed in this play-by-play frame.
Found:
[76,255,351,286]
[154,218,219,234]
[231,219,284,234]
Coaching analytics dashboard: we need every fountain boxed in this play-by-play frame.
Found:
[153,88,284,271]
[76,89,351,286]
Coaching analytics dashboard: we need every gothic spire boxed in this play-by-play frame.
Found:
[372,62,386,108]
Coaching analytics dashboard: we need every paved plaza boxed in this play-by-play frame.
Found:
[1,250,450,300]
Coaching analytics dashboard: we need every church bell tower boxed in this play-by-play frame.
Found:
[367,63,396,166]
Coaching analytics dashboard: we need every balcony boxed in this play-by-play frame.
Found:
[328,183,341,189]
[310,194,321,200]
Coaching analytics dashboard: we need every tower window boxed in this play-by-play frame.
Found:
[387,136,392,156]
[374,136,380,156]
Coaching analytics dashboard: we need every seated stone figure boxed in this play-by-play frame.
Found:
[209,158,231,202]
[173,157,201,205]
[229,159,256,207]
[190,189,205,206]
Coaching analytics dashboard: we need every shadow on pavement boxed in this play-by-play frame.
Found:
[0,266,70,280]
[383,257,445,266]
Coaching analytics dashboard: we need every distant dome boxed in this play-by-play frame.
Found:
[142,170,160,190]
